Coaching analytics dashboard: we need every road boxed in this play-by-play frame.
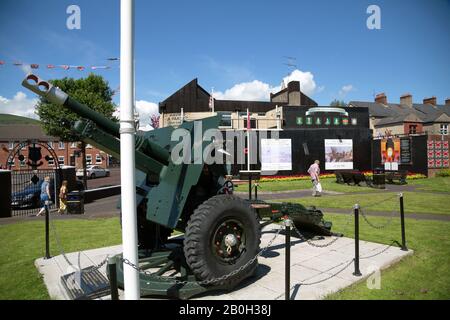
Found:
[81,168,121,189]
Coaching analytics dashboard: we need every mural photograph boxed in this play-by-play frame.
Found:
[324,139,353,170]
[381,138,401,164]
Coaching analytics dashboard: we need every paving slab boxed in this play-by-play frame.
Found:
[35,224,413,300]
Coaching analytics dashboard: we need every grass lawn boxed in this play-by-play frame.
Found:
[281,191,450,215]
[324,213,450,299]
[0,218,122,300]
[236,178,379,193]
[408,176,450,192]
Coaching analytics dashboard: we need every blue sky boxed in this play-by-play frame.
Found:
[0,0,449,124]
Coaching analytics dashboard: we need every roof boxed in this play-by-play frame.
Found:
[0,124,55,141]
[349,101,450,125]
[159,78,317,114]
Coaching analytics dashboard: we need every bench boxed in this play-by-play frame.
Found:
[335,170,372,187]
[385,170,408,184]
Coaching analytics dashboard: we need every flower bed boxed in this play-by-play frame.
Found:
[259,172,427,182]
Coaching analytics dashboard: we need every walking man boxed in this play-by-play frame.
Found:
[307,160,321,197]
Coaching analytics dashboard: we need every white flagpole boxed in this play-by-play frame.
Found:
[247,108,251,171]
[120,0,140,300]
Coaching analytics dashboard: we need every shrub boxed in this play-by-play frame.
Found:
[436,169,450,177]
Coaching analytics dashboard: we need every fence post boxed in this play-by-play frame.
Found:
[254,182,258,200]
[284,218,292,300]
[248,174,252,200]
[399,193,407,251]
[108,256,119,300]
[44,205,50,259]
[353,204,361,276]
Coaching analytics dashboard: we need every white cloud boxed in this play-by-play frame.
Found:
[212,69,320,101]
[213,80,273,101]
[0,91,39,119]
[113,99,159,129]
[281,69,318,96]
[339,84,354,97]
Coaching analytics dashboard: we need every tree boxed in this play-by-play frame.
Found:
[330,99,347,107]
[36,74,116,188]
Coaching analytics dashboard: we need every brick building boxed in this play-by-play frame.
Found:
[0,116,110,170]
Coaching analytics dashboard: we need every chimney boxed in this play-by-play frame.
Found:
[400,93,413,107]
[287,81,301,106]
[423,96,437,105]
[445,98,450,106]
[375,93,387,105]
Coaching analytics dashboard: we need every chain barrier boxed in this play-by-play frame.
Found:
[48,217,109,274]
[275,258,355,300]
[361,193,398,210]
[359,193,400,230]
[360,240,397,260]
[290,223,341,248]
[121,226,284,286]
[360,207,397,230]
[288,209,353,248]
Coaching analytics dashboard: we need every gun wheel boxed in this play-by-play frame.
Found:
[184,194,261,287]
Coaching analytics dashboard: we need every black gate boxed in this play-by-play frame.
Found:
[6,140,62,217]
[11,169,59,216]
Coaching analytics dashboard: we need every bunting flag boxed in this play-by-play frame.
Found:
[0,58,118,72]
[91,66,111,70]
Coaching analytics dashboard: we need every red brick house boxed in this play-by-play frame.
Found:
[0,117,110,170]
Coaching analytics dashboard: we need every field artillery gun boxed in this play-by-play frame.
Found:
[22,73,334,299]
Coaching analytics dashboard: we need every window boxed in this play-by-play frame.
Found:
[48,141,53,149]
[86,144,93,149]
[409,125,417,134]
[19,156,26,167]
[71,142,77,148]
[47,157,54,166]
[8,142,14,150]
[58,156,65,166]
[440,124,448,135]
[59,142,65,150]
[86,155,92,165]
[219,113,232,128]
[96,154,102,164]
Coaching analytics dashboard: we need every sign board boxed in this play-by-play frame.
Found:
[260,139,292,171]
[384,162,399,171]
[324,139,353,170]
[400,138,412,164]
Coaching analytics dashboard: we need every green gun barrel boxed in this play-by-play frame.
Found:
[21,73,170,166]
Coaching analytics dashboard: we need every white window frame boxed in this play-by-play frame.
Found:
[86,144,93,149]
[8,157,15,167]
[86,154,93,165]
[8,142,14,150]
[59,142,65,150]
[218,113,233,129]
[19,156,27,167]
[440,124,448,135]
[71,142,77,149]
[58,156,65,166]
[47,156,55,166]
[95,154,102,164]
[48,141,54,149]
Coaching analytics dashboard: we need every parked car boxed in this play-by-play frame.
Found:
[11,179,55,209]
[76,165,110,179]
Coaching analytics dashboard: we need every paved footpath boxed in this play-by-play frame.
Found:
[35,223,413,300]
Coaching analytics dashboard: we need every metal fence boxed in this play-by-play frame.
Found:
[11,169,59,217]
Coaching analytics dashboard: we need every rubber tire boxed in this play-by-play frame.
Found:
[90,173,95,180]
[184,194,261,287]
